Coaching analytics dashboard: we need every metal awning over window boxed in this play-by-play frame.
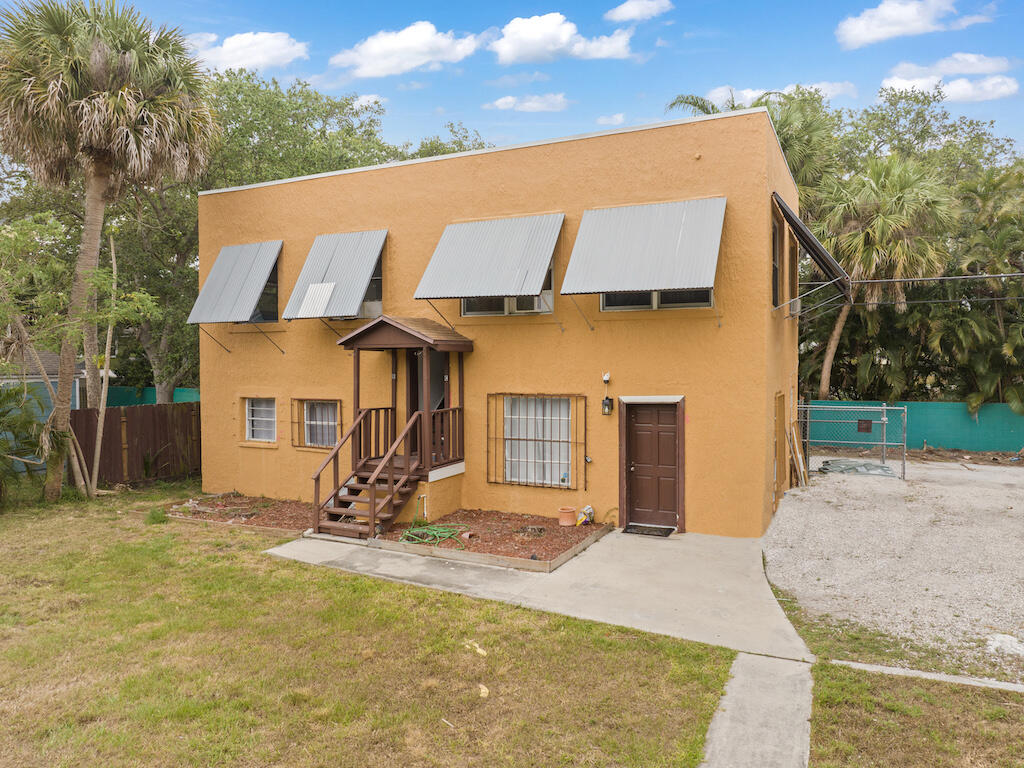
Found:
[560,198,726,295]
[772,192,851,300]
[414,213,564,299]
[188,240,282,324]
[282,229,388,319]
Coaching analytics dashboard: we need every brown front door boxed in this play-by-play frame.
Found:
[625,404,681,529]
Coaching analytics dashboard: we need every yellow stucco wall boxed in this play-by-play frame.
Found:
[197,109,799,538]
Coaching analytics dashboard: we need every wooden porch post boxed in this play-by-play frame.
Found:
[390,349,397,443]
[421,345,431,472]
[352,348,360,471]
[458,352,464,408]
[458,351,465,461]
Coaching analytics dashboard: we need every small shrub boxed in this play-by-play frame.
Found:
[145,507,168,525]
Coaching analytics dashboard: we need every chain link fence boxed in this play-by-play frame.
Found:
[797,403,907,479]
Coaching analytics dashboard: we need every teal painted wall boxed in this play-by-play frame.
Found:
[809,400,1024,453]
[105,386,200,406]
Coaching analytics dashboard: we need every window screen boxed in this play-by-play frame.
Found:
[246,398,276,441]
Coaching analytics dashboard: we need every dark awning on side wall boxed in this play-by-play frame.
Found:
[772,192,851,300]
[283,229,388,319]
[560,197,726,294]
[414,213,564,299]
[187,240,282,324]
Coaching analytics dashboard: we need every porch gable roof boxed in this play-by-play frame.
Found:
[337,315,473,352]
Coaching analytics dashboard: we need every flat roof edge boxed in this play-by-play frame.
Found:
[199,107,774,197]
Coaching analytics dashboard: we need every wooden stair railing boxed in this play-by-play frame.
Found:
[311,410,423,538]
[311,408,370,530]
[364,411,422,536]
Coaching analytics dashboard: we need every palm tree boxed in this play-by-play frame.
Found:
[0,1,218,498]
[814,155,956,398]
[667,87,839,211]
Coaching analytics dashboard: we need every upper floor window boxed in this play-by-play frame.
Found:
[461,267,553,316]
[359,257,384,318]
[249,263,278,322]
[601,288,713,311]
[772,219,782,307]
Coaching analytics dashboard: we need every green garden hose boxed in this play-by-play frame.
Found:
[400,523,471,548]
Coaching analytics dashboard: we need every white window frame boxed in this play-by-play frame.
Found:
[502,395,572,488]
[303,400,338,448]
[600,288,714,312]
[245,398,276,442]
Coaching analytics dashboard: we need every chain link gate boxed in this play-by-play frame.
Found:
[797,403,907,479]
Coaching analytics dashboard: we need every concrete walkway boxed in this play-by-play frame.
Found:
[267,530,812,661]
[701,654,813,768]
[267,530,815,767]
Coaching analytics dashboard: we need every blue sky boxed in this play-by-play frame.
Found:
[136,0,1021,149]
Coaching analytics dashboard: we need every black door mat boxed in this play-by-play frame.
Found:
[623,524,673,537]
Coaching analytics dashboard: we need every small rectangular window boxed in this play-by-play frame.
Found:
[601,291,653,310]
[602,289,712,311]
[245,398,276,442]
[296,399,339,448]
[461,266,553,316]
[486,394,585,489]
[250,263,278,322]
[788,238,799,306]
[658,288,713,308]
[358,258,383,318]
[772,219,782,307]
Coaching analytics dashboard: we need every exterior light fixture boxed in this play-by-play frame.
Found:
[602,397,614,415]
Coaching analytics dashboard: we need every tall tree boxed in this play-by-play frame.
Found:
[0,0,217,498]
[815,155,956,398]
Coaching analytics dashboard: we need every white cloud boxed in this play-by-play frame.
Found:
[835,0,993,50]
[353,94,387,109]
[890,51,1010,78]
[485,71,550,87]
[705,81,858,107]
[655,37,671,47]
[483,92,569,112]
[187,31,309,71]
[397,80,429,91]
[596,112,625,125]
[881,52,1018,101]
[604,0,674,22]
[881,73,1018,101]
[488,13,632,64]
[329,21,480,78]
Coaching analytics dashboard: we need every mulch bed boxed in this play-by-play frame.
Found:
[382,508,600,561]
[168,494,311,530]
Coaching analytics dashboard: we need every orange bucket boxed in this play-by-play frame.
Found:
[558,506,577,527]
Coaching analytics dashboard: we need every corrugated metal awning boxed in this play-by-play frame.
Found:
[560,198,726,294]
[771,192,852,299]
[283,229,388,319]
[187,240,282,324]
[414,213,564,299]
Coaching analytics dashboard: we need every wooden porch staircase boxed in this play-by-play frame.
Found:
[311,409,424,539]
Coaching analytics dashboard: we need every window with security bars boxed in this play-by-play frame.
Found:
[245,398,276,442]
[291,399,341,448]
[486,394,586,489]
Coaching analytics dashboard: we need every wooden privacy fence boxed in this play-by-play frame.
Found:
[70,402,201,485]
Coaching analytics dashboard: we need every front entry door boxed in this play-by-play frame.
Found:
[625,404,680,528]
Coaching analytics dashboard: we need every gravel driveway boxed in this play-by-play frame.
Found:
[764,461,1024,658]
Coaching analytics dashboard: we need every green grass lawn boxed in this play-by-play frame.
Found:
[769,588,1024,766]
[0,482,734,767]
[811,664,1024,767]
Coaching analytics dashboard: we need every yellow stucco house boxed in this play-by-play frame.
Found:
[190,107,848,539]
